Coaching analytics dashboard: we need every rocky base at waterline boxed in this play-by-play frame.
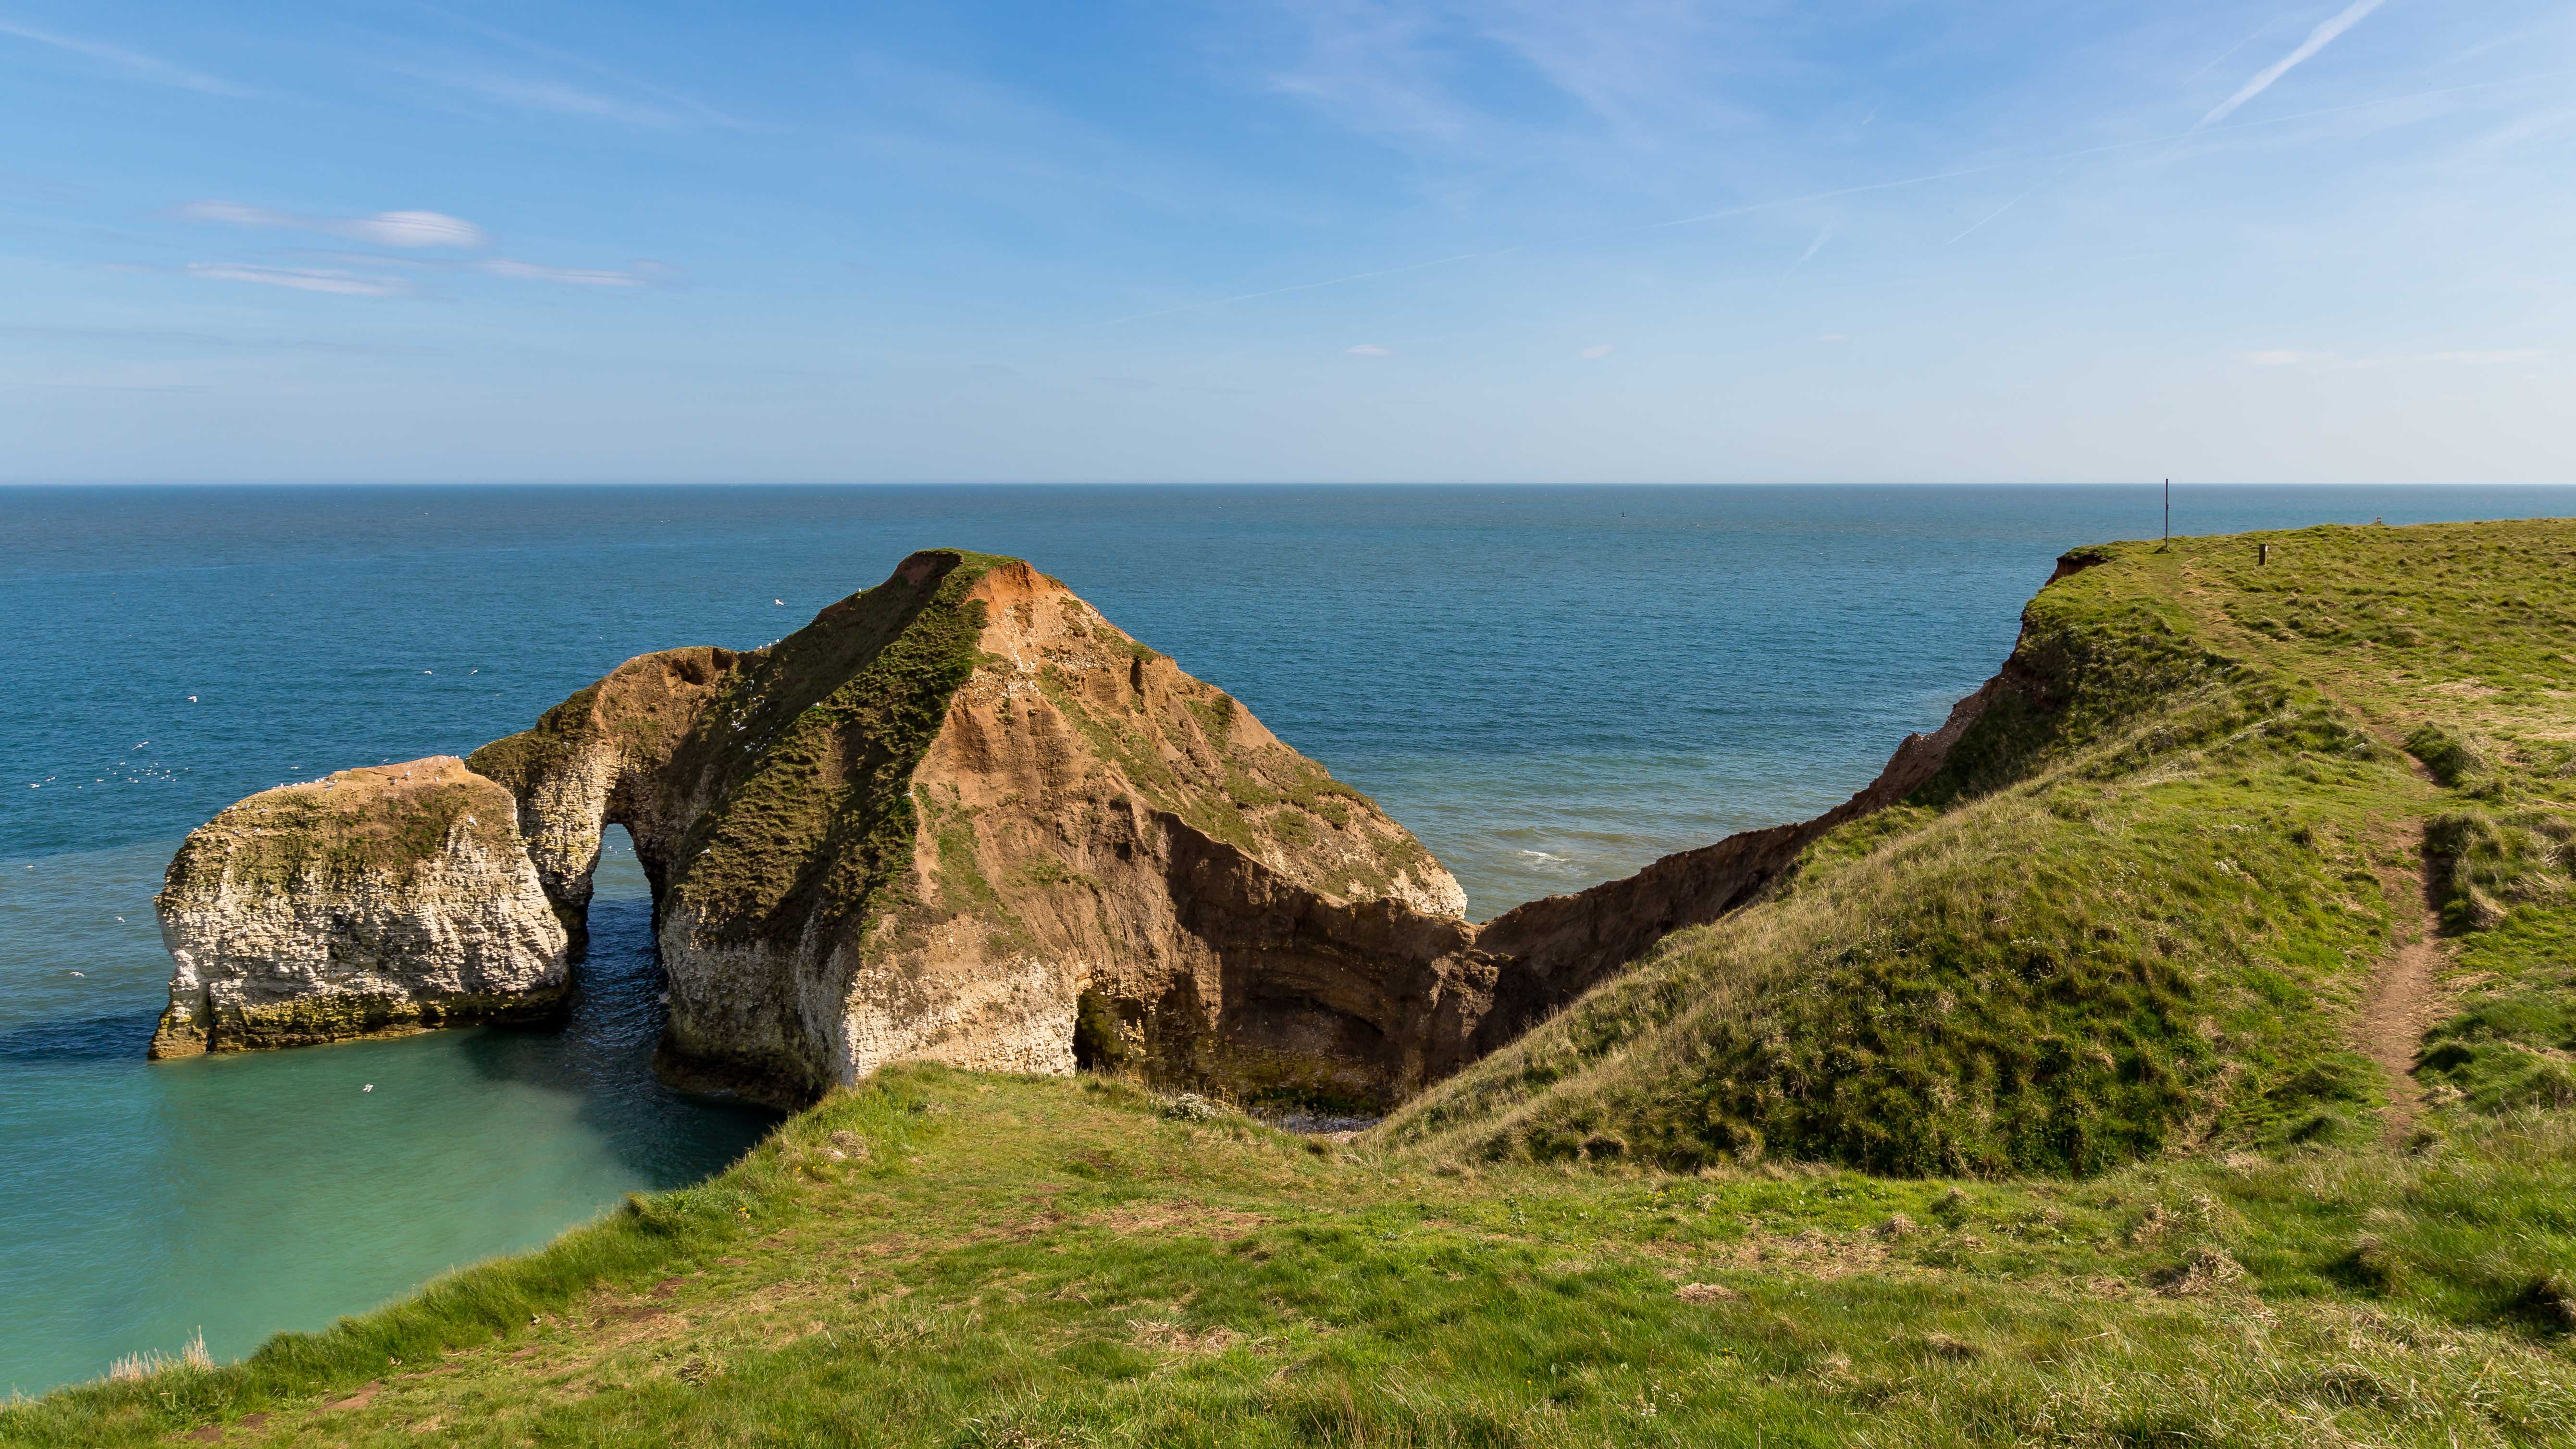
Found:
[458,549,1477,1109]
[152,550,1483,1106]
[150,757,570,1058]
[150,546,2019,1109]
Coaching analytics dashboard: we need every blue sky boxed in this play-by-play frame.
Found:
[3,0,2569,483]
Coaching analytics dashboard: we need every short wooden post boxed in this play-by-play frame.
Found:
[2258,543,2270,567]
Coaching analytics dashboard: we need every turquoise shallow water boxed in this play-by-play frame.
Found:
[5,482,2573,1393]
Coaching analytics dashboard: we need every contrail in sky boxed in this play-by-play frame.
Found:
[0,16,242,94]
[2182,23,2276,87]
[2201,0,2386,127]
[1948,171,2063,245]
[1015,65,2564,347]
[1021,250,1507,342]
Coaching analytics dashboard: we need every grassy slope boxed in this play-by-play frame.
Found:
[10,1069,2573,1448]
[17,522,2576,1445]
[665,551,1013,952]
[1384,521,2576,1177]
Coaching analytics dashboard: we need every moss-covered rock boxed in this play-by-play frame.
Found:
[151,758,569,1057]
[420,550,1473,1108]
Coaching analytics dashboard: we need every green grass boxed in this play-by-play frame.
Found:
[465,684,608,799]
[1383,521,2576,1177]
[12,1069,2573,1448]
[169,775,524,895]
[662,549,1009,950]
[27,520,2576,1444]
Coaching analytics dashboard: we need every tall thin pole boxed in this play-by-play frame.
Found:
[2163,478,2170,545]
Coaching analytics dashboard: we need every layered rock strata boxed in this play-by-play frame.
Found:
[150,758,570,1057]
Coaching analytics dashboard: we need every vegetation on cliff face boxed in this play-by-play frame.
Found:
[463,687,609,800]
[163,764,526,896]
[1033,665,1436,909]
[658,550,1012,950]
[42,521,2576,1444]
[151,759,570,1058]
[454,547,1471,1109]
[462,548,1027,959]
[1379,520,2576,1180]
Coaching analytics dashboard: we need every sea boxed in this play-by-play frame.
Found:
[5,482,2571,1393]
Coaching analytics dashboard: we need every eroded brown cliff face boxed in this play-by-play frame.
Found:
[469,551,1480,1108]
[1457,675,2007,1053]
[152,547,2043,1115]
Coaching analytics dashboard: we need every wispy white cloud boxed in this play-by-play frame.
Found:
[2423,348,2544,364]
[1465,1,1758,145]
[176,201,670,293]
[2245,347,2541,368]
[481,257,676,287]
[1577,343,1614,359]
[1268,3,1472,149]
[420,71,686,128]
[829,51,1301,225]
[1792,224,1833,266]
[0,17,242,95]
[410,1,748,129]
[2182,21,2280,86]
[2468,104,2576,154]
[1345,342,1393,356]
[186,264,412,297]
[0,324,437,356]
[1262,0,1757,163]
[1817,333,1849,344]
[2202,0,2387,127]
[179,200,487,248]
[1044,67,2575,346]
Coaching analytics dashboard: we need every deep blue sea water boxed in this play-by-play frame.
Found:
[4,482,2572,1393]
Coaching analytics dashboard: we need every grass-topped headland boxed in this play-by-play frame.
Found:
[60,520,2576,1444]
[10,1068,2572,1447]
[1383,519,2576,1178]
